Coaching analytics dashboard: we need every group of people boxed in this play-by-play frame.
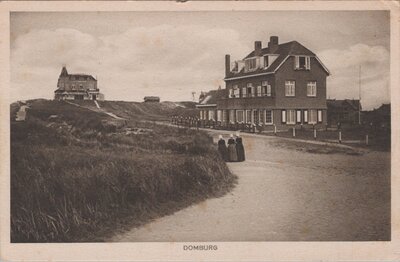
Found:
[217,132,245,162]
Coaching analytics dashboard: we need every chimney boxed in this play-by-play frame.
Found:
[254,41,262,56]
[268,36,279,52]
[225,54,231,77]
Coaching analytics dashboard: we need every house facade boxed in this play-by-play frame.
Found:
[197,36,330,130]
[54,66,104,101]
[327,99,361,126]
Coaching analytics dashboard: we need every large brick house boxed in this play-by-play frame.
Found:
[198,36,330,130]
[54,66,104,101]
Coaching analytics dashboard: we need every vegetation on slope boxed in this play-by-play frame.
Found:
[11,100,236,242]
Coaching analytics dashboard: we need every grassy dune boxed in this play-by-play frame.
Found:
[11,100,236,242]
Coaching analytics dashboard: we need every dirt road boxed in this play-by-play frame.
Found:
[110,132,390,241]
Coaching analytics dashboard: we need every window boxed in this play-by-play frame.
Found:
[236,110,244,123]
[281,110,286,123]
[217,110,222,121]
[287,110,296,124]
[253,110,258,124]
[79,84,83,90]
[242,87,247,98]
[296,110,302,123]
[246,110,252,124]
[233,85,240,97]
[309,109,317,124]
[222,110,228,122]
[262,81,272,97]
[229,110,235,123]
[303,110,308,123]
[285,81,295,97]
[247,83,254,97]
[245,58,257,71]
[307,81,317,97]
[295,56,311,70]
[257,86,262,96]
[317,110,323,123]
[208,110,215,120]
[265,110,273,124]
[229,88,234,98]
[71,84,76,90]
[263,56,269,68]
[259,110,264,124]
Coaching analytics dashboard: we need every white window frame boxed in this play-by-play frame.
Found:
[217,110,222,121]
[236,110,245,123]
[245,58,257,72]
[246,110,252,124]
[307,81,317,97]
[247,83,254,98]
[229,88,234,98]
[263,55,269,68]
[242,87,247,98]
[285,81,296,97]
[208,110,215,121]
[233,85,240,98]
[229,110,235,123]
[222,110,228,122]
[309,109,317,124]
[257,86,262,97]
[287,110,296,125]
[295,56,311,70]
[265,110,273,125]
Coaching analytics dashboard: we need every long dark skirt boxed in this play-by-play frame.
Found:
[228,144,238,162]
[236,143,245,162]
[218,143,228,161]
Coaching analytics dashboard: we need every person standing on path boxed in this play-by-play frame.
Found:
[235,132,245,162]
[217,135,228,161]
[227,134,238,162]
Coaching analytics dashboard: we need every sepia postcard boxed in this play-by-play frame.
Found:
[0,1,399,261]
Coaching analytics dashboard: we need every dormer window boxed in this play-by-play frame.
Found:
[295,56,311,70]
[245,58,257,71]
[263,56,269,68]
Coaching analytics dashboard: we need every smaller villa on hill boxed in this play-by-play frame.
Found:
[54,66,104,101]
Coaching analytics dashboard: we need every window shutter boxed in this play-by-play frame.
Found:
[295,56,300,69]
[318,110,323,123]
[281,110,286,124]
[303,110,308,123]
[306,56,311,70]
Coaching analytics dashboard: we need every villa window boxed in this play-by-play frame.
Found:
[287,110,296,125]
[303,110,308,123]
[245,58,257,71]
[229,88,234,98]
[265,110,273,124]
[208,110,215,121]
[263,56,269,68]
[236,110,244,123]
[318,110,323,123]
[295,56,311,70]
[229,110,235,123]
[233,85,240,98]
[285,81,296,97]
[309,109,317,124]
[247,83,254,97]
[307,81,317,97]
[257,86,262,96]
[242,87,247,98]
[296,110,302,123]
[246,110,252,124]
[262,81,272,97]
[217,110,222,121]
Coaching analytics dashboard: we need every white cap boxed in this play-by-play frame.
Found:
[218,135,223,139]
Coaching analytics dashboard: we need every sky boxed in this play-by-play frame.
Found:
[10,11,390,110]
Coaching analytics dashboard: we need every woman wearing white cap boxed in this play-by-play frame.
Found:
[235,131,245,162]
[217,135,228,161]
[227,134,238,162]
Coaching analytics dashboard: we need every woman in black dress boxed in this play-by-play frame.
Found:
[235,132,245,162]
[227,134,238,162]
[217,135,228,161]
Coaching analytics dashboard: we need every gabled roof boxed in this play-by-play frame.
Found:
[197,89,227,107]
[226,41,329,80]
[59,66,97,81]
[327,99,361,111]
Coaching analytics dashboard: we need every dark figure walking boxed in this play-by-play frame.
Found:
[235,132,245,162]
[217,135,228,161]
[227,134,238,162]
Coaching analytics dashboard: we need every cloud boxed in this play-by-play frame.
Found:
[317,44,390,109]
[11,26,246,103]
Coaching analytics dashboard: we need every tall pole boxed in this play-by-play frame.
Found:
[358,65,361,125]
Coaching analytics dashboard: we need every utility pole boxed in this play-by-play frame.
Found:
[358,65,361,125]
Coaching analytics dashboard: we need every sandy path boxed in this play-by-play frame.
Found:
[110,132,390,241]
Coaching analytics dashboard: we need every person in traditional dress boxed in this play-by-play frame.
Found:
[217,135,228,161]
[235,131,245,162]
[227,134,238,162]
